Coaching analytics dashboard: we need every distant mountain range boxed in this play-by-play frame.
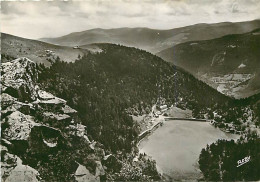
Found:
[40,20,260,54]
[157,28,260,98]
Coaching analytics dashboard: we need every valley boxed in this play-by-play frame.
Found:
[200,73,255,98]
[157,28,260,98]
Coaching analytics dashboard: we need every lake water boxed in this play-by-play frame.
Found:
[138,120,239,180]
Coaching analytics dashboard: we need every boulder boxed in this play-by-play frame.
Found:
[68,124,87,136]
[74,160,105,182]
[1,150,40,182]
[34,97,66,111]
[28,125,64,155]
[1,58,39,101]
[1,93,18,118]
[37,90,55,100]
[62,105,77,116]
[95,161,105,177]
[42,112,71,127]
[1,99,35,118]
[1,149,20,181]
[75,163,97,182]
[2,111,40,141]
[1,93,18,109]
[74,162,105,182]
[1,143,41,182]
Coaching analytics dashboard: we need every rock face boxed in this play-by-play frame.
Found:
[2,111,40,141]
[1,58,39,101]
[1,145,41,182]
[74,161,105,182]
[28,126,64,154]
[1,58,105,181]
[74,164,97,182]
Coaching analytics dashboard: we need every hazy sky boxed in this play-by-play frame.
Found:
[1,0,260,39]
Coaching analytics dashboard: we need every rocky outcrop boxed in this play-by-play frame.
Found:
[41,112,71,127]
[28,126,65,155]
[34,94,67,111]
[66,123,91,143]
[62,104,77,116]
[1,145,41,182]
[1,58,106,181]
[75,163,96,182]
[2,111,40,141]
[74,161,105,182]
[1,93,35,118]
[1,58,39,101]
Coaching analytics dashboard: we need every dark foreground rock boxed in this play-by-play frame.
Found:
[1,58,106,181]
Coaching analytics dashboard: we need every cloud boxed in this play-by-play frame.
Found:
[1,0,260,39]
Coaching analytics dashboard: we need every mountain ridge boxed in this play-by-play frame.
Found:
[40,20,260,53]
[1,33,89,66]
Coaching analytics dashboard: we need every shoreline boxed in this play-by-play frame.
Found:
[132,112,165,178]
[164,117,209,122]
[137,116,164,146]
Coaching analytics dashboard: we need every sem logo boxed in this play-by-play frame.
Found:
[237,156,250,167]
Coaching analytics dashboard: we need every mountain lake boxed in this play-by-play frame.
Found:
[138,120,239,180]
